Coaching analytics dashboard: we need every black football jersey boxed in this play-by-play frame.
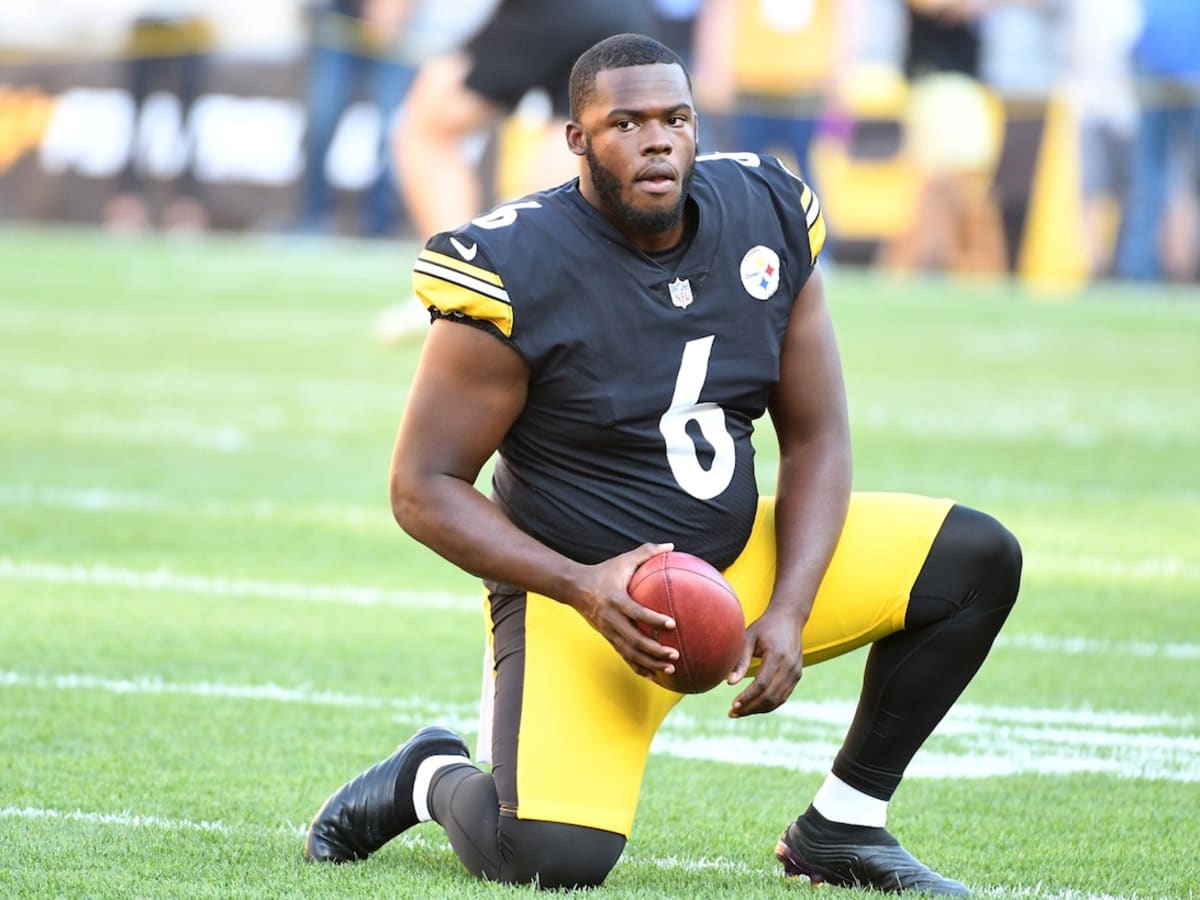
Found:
[412,152,826,569]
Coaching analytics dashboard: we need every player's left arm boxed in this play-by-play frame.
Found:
[728,266,852,718]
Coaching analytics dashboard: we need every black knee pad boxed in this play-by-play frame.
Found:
[952,504,1023,606]
[496,818,626,889]
[907,504,1022,627]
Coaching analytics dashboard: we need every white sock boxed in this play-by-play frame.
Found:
[811,773,888,828]
[412,755,473,823]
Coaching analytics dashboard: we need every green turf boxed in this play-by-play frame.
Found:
[2,227,1198,898]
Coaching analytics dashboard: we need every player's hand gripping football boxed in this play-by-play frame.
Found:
[571,542,679,679]
[727,605,804,718]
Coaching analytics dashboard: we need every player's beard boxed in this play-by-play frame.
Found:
[584,140,695,235]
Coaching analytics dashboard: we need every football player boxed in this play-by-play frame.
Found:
[307,33,1020,895]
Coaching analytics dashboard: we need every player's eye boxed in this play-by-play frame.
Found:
[667,115,688,127]
[615,119,637,132]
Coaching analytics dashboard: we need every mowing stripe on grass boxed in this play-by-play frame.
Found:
[3,669,1196,782]
[0,806,1171,900]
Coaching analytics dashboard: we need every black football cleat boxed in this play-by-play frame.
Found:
[775,806,970,896]
[305,726,470,863]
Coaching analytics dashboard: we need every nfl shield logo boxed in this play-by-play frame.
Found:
[669,277,694,309]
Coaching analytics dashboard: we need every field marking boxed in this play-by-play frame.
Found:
[10,481,1197,565]
[994,632,1200,660]
[0,558,478,611]
[0,805,297,837]
[0,485,389,528]
[3,669,1196,783]
[853,397,1200,444]
[0,807,1173,900]
[5,485,1200,581]
[5,557,1200,664]
[9,360,404,407]
[6,486,1199,583]
[0,806,760,878]
[1028,553,1200,583]
[0,670,474,727]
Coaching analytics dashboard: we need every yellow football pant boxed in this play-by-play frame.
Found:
[496,491,954,837]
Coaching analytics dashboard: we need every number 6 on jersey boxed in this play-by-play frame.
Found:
[658,336,735,500]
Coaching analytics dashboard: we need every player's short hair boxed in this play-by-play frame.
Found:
[568,33,691,120]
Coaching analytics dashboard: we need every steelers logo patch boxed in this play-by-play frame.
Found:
[740,246,780,300]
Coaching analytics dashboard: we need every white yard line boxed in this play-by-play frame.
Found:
[0,670,475,730]
[1027,552,1200,583]
[0,485,388,527]
[0,805,286,836]
[8,360,401,403]
[0,806,1172,900]
[994,632,1200,660]
[0,558,478,611]
[2,669,1196,783]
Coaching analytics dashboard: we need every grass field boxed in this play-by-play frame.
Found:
[1,227,1198,899]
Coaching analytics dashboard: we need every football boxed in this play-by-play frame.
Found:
[628,551,746,694]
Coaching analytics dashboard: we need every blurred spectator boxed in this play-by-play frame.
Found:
[882,0,1007,275]
[296,0,416,238]
[978,0,1063,274]
[978,0,1061,100]
[645,0,705,65]
[1115,0,1200,282]
[391,0,653,241]
[372,0,652,344]
[691,0,863,199]
[905,0,980,80]
[104,1,214,234]
[1061,0,1141,278]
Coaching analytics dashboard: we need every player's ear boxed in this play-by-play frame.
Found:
[565,120,587,157]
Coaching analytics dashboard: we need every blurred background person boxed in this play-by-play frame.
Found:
[373,0,653,343]
[104,0,214,234]
[391,0,653,241]
[882,0,1062,278]
[1061,0,1141,279]
[976,0,1061,275]
[1114,0,1200,282]
[645,0,705,66]
[691,0,864,211]
[295,0,416,238]
[880,0,1002,274]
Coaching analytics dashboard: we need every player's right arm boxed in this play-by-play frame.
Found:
[389,316,679,678]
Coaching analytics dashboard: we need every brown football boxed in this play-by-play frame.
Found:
[629,551,745,694]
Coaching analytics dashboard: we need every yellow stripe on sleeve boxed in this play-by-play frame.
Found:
[808,211,827,261]
[412,273,514,337]
[800,184,827,261]
[417,249,505,287]
[412,245,513,336]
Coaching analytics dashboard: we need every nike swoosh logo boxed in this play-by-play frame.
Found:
[449,236,478,261]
